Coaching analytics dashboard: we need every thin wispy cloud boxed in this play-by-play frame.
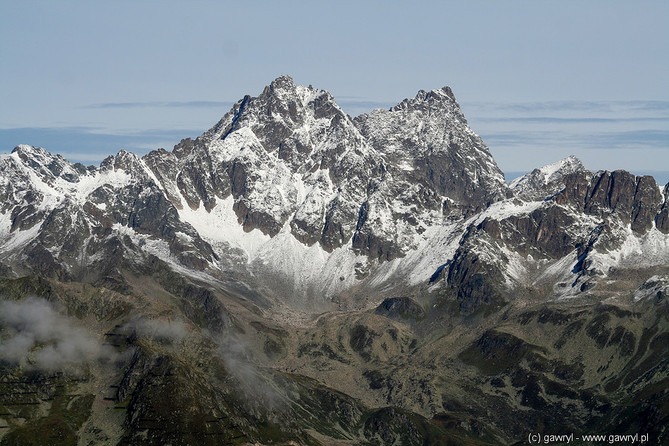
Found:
[482,129,669,150]
[0,126,203,165]
[0,298,115,372]
[120,317,188,343]
[85,101,235,109]
[478,116,669,124]
[332,97,396,116]
[623,101,669,112]
[463,100,669,115]
[464,98,669,177]
[86,98,395,116]
[338,100,395,110]
[582,130,669,149]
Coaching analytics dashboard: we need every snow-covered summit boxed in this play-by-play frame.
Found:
[124,76,514,302]
[11,144,92,184]
[391,86,459,113]
[354,85,508,212]
[510,155,588,200]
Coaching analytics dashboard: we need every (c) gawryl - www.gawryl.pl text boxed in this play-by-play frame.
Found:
[527,432,650,444]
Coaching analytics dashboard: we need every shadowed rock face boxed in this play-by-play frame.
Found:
[432,161,669,316]
[375,297,425,320]
[555,170,664,234]
[656,185,669,233]
[354,87,508,215]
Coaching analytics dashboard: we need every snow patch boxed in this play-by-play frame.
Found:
[52,169,133,203]
[474,199,544,224]
[402,221,465,286]
[177,195,270,261]
[499,245,528,287]
[252,225,367,298]
[588,227,669,274]
[0,211,11,239]
[0,221,41,252]
[633,275,669,301]
[510,155,584,190]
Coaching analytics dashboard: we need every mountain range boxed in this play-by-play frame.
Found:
[0,75,667,445]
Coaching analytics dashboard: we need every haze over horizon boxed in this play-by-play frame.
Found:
[1,1,668,182]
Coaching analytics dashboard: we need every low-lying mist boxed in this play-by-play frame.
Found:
[120,316,188,343]
[0,297,115,372]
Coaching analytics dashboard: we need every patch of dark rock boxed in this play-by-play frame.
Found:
[511,369,533,388]
[429,261,450,283]
[543,379,579,400]
[520,375,548,410]
[490,377,506,388]
[374,296,425,321]
[596,304,637,319]
[179,284,230,332]
[527,352,551,373]
[553,362,585,382]
[320,343,349,363]
[608,326,637,357]
[585,313,612,349]
[604,326,658,392]
[554,320,585,349]
[363,370,386,390]
[352,226,403,262]
[622,332,669,387]
[443,240,508,315]
[537,308,575,325]
[349,324,377,360]
[297,343,348,363]
[263,338,284,359]
[517,310,537,325]
[459,330,543,376]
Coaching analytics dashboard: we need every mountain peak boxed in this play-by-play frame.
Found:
[269,74,295,88]
[389,86,459,114]
[259,75,335,108]
[12,144,47,157]
[415,86,456,103]
[528,155,586,184]
[10,144,86,183]
[200,76,346,151]
[263,74,297,96]
[510,155,588,199]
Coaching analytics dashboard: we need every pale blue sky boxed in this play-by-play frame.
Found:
[1,1,668,182]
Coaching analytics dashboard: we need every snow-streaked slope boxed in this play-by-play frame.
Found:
[510,155,587,200]
[441,157,669,307]
[132,76,514,302]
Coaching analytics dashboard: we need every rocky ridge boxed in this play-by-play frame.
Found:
[1,76,511,308]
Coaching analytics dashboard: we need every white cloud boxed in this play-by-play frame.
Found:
[0,297,114,372]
